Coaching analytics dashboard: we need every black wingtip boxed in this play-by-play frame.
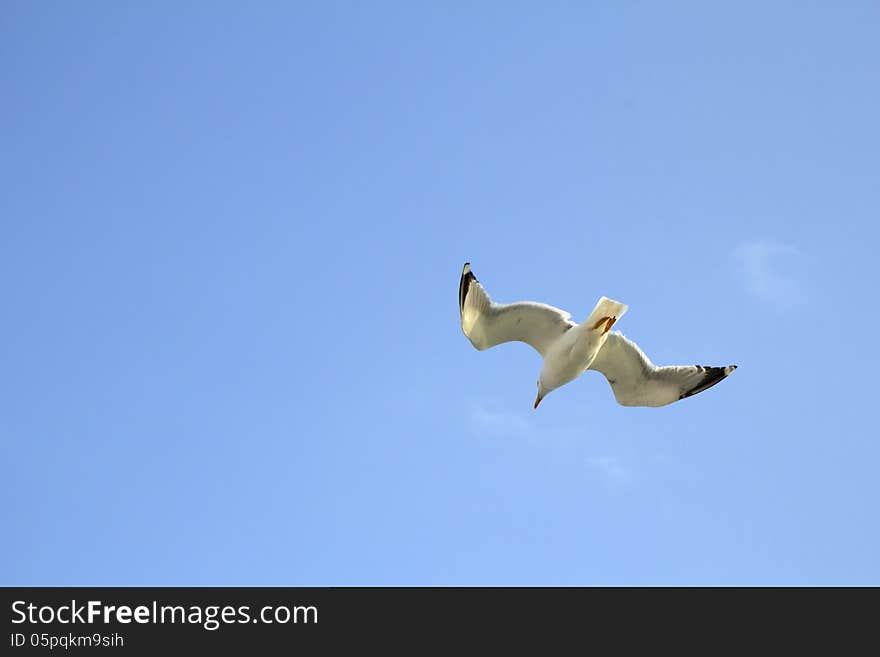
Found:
[679,365,736,400]
[459,262,478,315]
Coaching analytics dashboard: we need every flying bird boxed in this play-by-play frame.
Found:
[458,263,737,408]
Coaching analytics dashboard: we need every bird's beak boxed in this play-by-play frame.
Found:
[534,393,543,409]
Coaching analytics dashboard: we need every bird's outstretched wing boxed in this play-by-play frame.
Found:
[459,263,575,357]
[588,332,737,407]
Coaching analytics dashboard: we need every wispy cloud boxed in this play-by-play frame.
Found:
[465,404,531,439]
[466,405,636,486]
[733,239,805,305]
[586,456,631,486]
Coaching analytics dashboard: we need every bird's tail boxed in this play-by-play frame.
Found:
[584,296,628,330]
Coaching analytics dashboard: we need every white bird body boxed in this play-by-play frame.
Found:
[538,297,628,392]
[458,263,736,408]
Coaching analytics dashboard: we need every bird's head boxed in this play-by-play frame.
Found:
[534,379,551,409]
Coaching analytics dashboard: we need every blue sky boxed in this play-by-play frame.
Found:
[3,2,879,585]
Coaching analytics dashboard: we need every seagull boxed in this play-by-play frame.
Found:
[458,263,737,408]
